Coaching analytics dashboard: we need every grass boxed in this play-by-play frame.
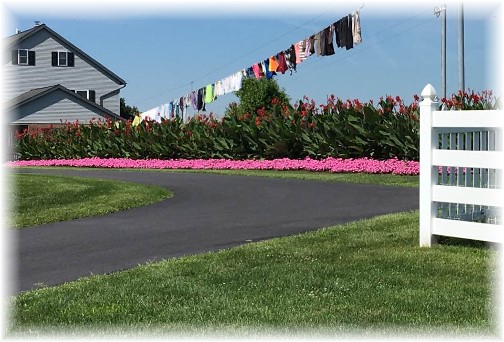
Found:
[9,211,497,336]
[193,169,419,187]
[13,166,420,187]
[8,173,172,228]
[7,169,495,336]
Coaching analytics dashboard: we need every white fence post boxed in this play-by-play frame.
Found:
[419,84,439,247]
[419,84,502,246]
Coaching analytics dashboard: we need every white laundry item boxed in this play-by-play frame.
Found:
[352,10,362,45]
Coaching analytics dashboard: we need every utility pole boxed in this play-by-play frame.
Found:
[434,5,447,101]
[458,2,465,92]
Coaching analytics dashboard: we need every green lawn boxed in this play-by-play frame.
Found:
[8,170,496,337]
[10,211,496,336]
[9,173,172,228]
[177,169,419,187]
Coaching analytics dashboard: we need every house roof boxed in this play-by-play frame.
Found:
[5,84,123,121]
[5,24,126,86]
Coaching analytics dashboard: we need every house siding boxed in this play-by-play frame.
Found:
[4,29,123,115]
[11,89,112,124]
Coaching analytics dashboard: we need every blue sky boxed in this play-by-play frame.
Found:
[1,0,502,116]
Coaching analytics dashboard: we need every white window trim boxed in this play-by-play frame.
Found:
[74,90,92,101]
[58,51,68,67]
[18,49,29,65]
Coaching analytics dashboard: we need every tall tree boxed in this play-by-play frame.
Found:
[120,97,139,120]
[225,78,290,116]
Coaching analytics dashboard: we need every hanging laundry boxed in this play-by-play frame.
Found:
[168,101,174,118]
[197,87,206,111]
[214,80,222,97]
[304,37,312,58]
[230,70,243,92]
[146,8,361,116]
[252,63,263,79]
[284,45,297,74]
[345,14,354,50]
[263,58,276,79]
[320,25,335,56]
[173,99,180,117]
[188,91,197,111]
[132,112,141,126]
[294,43,301,64]
[314,32,322,56]
[296,40,308,63]
[269,55,279,72]
[352,10,362,45]
[336,15,354,50]
[245,66,255,78]
[140,104,169,123]
[276,52,288,74]
[335,18,344,48]
[204,84,214,103]
[308,35,316,55]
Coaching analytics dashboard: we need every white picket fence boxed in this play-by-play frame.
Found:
[419,84,503,247]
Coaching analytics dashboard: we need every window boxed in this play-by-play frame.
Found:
[74,90,96,103]
[11,49,35,66]
[51,51,74,67]
[58,51,67,66]
[18,49,28,65]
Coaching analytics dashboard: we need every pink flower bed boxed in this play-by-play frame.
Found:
[7,157,419,175]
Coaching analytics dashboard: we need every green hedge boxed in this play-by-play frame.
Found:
[15,90,499,161]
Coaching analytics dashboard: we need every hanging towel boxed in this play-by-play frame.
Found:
[269,55,279,72]
[252,63,263,79]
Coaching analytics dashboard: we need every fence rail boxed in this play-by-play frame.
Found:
[419,84,503,247]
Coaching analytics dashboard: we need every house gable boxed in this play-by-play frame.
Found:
[5,24,126,85]
[7,84,121,125]
[3,24,126,116]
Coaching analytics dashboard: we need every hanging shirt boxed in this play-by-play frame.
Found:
[352,10,362,45]
[205,84,214,103]
[276,52,288,74]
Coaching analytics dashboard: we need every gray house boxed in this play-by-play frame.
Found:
[3,22,126,136]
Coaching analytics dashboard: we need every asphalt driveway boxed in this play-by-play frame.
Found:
[12,169,419,293]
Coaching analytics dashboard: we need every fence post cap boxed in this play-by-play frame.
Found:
[421,84,437,100]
